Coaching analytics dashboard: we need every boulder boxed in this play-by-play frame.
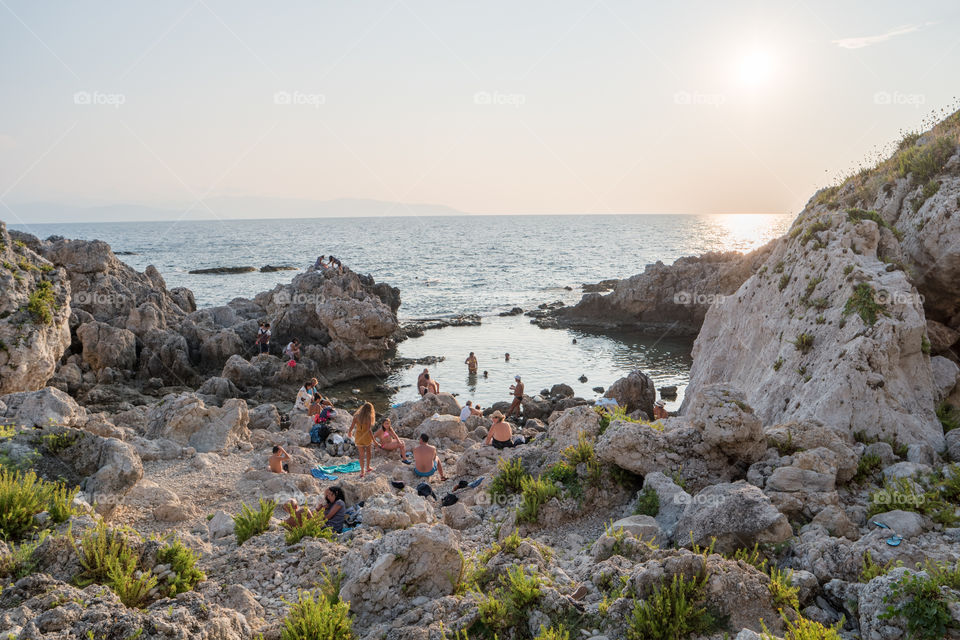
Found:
[609,515,663,544]
[361,491,436,530]
[641,471,691,541]
[869,509,928,539]
[676,481,793,553]
[927,319,960,354]
[549,383,574,398]
[604,370,656,416]
[443,502,482,530]
[207,510,235,540]
[145,393,250,453]
[687,384,765,462]
[196,376,241,403]
[0,387,86,427]
[221,355,261,389]
[340,524,462,619]
[408,414,467,442]
[931,356,960,402]
[248,403,281,431]
[69,432,143,515]
[76,321,137,371]
[388,393,462,433]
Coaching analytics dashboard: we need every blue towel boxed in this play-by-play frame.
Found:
[317,461,362,474]
[311,469,338,481]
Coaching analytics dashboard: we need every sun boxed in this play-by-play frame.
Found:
[737,49,775,86]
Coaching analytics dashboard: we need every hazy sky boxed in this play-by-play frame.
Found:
[1,0,958,221]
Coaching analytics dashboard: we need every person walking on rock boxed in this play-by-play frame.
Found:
[255,322,271,355]
[505,375,524,420]
[348,402,376,478]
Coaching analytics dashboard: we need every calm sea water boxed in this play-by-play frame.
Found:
[13,214,790,409]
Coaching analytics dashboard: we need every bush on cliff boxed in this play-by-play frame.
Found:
[0,467,78,542]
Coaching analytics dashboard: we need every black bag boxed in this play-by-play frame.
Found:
[440,493,459,507]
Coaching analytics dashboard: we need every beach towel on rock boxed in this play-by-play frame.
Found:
[310,469,338,481]
[317,461,362,474]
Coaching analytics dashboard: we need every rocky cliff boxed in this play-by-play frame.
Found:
[0,222,71,394]
[683,111,960,451]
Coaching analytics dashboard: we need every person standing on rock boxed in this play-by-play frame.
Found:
[255,322,271,355]
[505,375,524,420]
[413,434,447,481]
[465,352,478,374]
[417,368,429,393]
[348,402,376,478]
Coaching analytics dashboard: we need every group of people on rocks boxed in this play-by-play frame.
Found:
[314,255,344,273]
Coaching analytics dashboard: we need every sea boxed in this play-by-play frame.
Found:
[12,214,792,410]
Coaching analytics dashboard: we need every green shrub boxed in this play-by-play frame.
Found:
[73,522,157,608]
[634,487,659,517]
[921,335,931,355]
[792,333,814,354]
[768,566,799,611]
[108,559,158,608]
[0,532,46,579]
[896,137,956,183]
[281,589,355,640]
[283,509,336,546]
[596,405,644,434]
[516,475,560,524]
[912,179,941,212]
[27,280,57,325]
[157,538,205,596]
[626,572,721,640]
[778,274,790,291]
[489,457,529,500]
[40,430,82,454]
[534,624,570,640]
[859,551,902,582]
[562,432,601,484]
[843,283,887,326]
[476,566,544,636]
[234,498,276,545]
[773,357,784,371]
[762,614,842,640]
[853,453,882,484]
[937,402,960,433]
[800,219,832,246]
[0,468,78,541]
[880,570,956,640]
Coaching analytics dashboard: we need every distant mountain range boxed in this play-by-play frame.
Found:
[8,197,467,224]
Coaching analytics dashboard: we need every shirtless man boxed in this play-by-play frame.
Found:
[465,352,478,374]
[484,411,516,449]
[374,418,407,460]
[413,434,447,481]
[268,445,291,473]
[416,368,429,394]
[420,373,439,396]
[505,375,524,420]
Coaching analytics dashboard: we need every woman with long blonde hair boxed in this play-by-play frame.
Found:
[348,402,376,478]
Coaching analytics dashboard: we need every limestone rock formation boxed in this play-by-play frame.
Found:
[144,393,250,453]
[0,221,71,394]
[549,246,775,334]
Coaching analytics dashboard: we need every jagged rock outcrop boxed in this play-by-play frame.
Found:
[144,393,250,453]
[0,221,71,394]
[547,246,775,334]
[604,369,656,416]
[683,210,942,450]
[0,386,86,427]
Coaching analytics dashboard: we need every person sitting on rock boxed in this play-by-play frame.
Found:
[283,338,301,362]
[255,322,271,355]
[419,373,439,396]
[465,352,478,374]
[269,445,291,473]
[283,499,310,527]
[485,411,518,449]
[294,379,315,412]
[321,486,346,533]
[413,434,447,481]
[417,368,430,393]
[653,400,669,420]
[374,418,407,460]
[460,401,474,422]
[505,375,524,420]
[348,402,376,479]
[315,255,327,269]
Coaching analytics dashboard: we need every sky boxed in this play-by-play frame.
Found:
[1,0,958,222]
